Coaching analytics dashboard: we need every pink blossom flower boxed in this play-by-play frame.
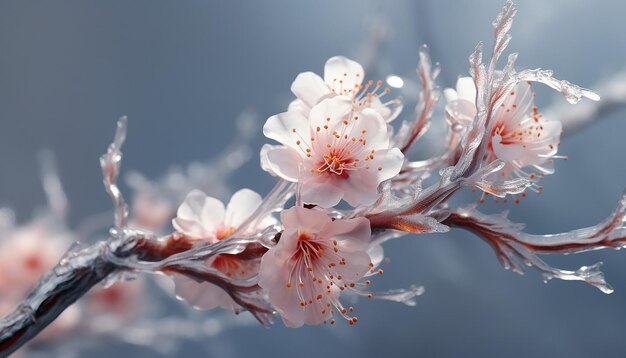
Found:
[130,192,174,231]
[172,189,274,311]
[87,279,144,320]
[445,77,562,194]
[0,226,80,342]
[261,96,405,207]
[258,206,373,327]
[289,56,402,122]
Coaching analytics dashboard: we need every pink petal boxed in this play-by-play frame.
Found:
[498,82,533,127]
[366,244,385,274]
[200,197,226,234]
[258,229,307,327]
[171,217,208,238]
[173,190,224,239]
[299,175,345,208]
[340,172,380,207]
[263,110,310,150]
[224,189,263,229]
[369,96,403,123]
[287,98,311,117]
[446,99,478,126]
[320,217,371,250]
[280,206,331,232]
[260,143,280,174]
[291,71,332,108]
[455,77,476,103]
[324,56,364,96]
[174,275,238,311]
[175,189,207,221]
[308,96,353,133]
[265,146,303,182]
[329,249,371,284]
[369,148,405,182]
[350,108,390,150]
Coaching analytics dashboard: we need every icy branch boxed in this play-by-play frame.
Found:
[100,116,129,229]
[546,68,626,132]
[0,229,277,356]
[0,240,118,355]
[0,1,621,355]
[441,189,626,293]
[393,45,440,153]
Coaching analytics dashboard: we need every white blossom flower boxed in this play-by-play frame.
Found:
[289,56,402,122]
[445,77,563,195]
[172,189,275,311]
[261,96,405,208]
[258,206,373,327]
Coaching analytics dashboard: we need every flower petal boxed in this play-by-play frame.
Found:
[263,110,310,150]
[339,170,381,207]
[258,228,306,327]
[175,189,207,221]
[280,206,331,232]
[455,77,476,103]
[446,99,477,126]
[369,148,405,182]
[260,143,280,174]
[173,190,225,240]
[308,96,353,132]
[367,244,385,273]
[299,175,344,208]
[350,108,390,150]
[200,197,226,236]
[291,71,332,108]
[174,275,238,311]
[443,88,459,102]
[324,56,364,96]
[369,95,403,123]
[265,146,303,182]
[321,217,371,251]
[224,188,263,229]
[287,99,311,117]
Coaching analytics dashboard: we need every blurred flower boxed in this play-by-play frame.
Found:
[0,225,80,342]
[173,189,274,311]
[289,56,402,122]
[259,206,372,327]
[261,96,404,207]
[130,191,175,231]
[87,279,144,321]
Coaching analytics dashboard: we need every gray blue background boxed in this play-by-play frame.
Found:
[0,0,625,357]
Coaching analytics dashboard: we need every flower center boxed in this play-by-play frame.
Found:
[283,231,366,325]
[216,226,236,241]
[329,77,397,114]
[316,149,359,178]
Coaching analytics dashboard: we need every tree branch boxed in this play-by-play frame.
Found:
[441,189,626,293]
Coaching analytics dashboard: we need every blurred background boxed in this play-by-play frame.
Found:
[0,0,625,357]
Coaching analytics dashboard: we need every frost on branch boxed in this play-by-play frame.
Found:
[0,0,622,355]
[100,116,129,229]
[442,188,626,293]
[392,45,441,154]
